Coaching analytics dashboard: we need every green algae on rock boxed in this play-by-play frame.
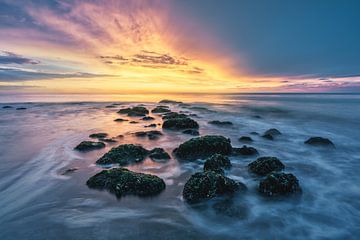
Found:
[203,154,231,174]
[74,141,105,151]
[174,135,232,160]
[118,106,149,116]
[87,168,165,198]
[248,156,284,175]
[258,172,301,196]
[96,144,149,165]
[305,137,334,146]
[162,117,199,130]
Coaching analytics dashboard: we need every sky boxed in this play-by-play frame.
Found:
[0,0,360,94]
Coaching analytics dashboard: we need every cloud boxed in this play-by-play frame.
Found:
[0,51,40,64]
[0,67,111,82]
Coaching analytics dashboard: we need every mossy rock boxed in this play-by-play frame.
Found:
[208,120,233,126]
[118,106,149,116]
[142,116,155,121]
[258,172,301,196]
[96,144,149,165]
[305,137,334,146]
[262,133,274,140]
[74,141,105,151]
[162,112,188,120]
[114,118,128,122]
[232,145,258,156]
[203,154,231,174]
[152,106,171,113]
[238,136,253,142]
[87,168,165,198]
[149,148,171,161]
[162,117,199,130]
[174,135,232,160]
[264,128,282,136]
[182,171,242,203]
[159,99,183,104]
[89,133,108,139]
[248,156,284,175]
[134,130,163,140]
[182,129,200,136]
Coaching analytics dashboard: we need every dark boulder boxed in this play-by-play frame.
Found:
[182,171,242,203]
[105,105,116,108]
[87,168,165,198]
[174,135,232,160]
[248,157,284,175]
[162,112,188,120]
[232,145,258,156]
[129,121,138,124]
[2,106,12,109]
[134,130,162,140]
[61,168,78,175]
[159,99,183,104]
[262,128,281,140]
[182,129,200,136]
[203,154,231,174]
[114,118,128,122]
[74,141,105,151]
[118,106,149,116]
[149,148,171,161]
[162,117,199,130]
[238,136,253,142]
[99,138,117,143]
[259,172,301,196]
[144,123,157,128]
[142,116,155,121]
[262,133,274,140]
[208,120,233,126]
[16,107,27,110]
[305,137,334,146]
[96,144,149,165]
[152,106,171,113]
[89,133,108,139]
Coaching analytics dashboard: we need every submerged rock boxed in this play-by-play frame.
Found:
[144,123,157,128]
[259,172,301,196]
[203,154,231,174]
[208,120,233,126]
[142,116,155,121]
[118,106,149,116]
[183,171,241,203]
[74,141,105,151]
[134,130,163,140]
[105,105,116,108]
[248,157,284,175]
[149,148,171,161]
[182,129,200,136]
[61,168,78,175]
[114,118,128,122]
[151,106,171,113]
[232,145,258,156]
[162,117,199,130]
[129,121,138,124]
[16,107,27,110]
[99,138,117,143]
[2,106,12,109]
[159,99,182,104]
[238,136,253,142]
[174,135,232,160]
[162,112,188,120]
[87,168,165,197]
[89,133,108,139]
[305,137,334,146]
[262,128,281,140]
[96,144,149,165]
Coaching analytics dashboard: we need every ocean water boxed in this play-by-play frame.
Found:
[0,93,359,240]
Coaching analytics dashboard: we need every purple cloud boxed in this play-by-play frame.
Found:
[0,51,40,64]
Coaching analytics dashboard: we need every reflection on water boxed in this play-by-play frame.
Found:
[0,94,360,240]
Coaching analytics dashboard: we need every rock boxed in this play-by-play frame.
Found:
[232,145,258,156]
[61,168,78,175]
[116,134,124,138]
[252,115,262,119]
[129,121,138,124]
[2,106,12,109]
[87,168,165,197]
[16,107,27,110]
[99,138,117,143]
[250,132,259,135]
[142,116,155,121]
[134,130,162,140]
[96,144,149,165]
[144,124,157,128]
[118,106,149,116]
[258,172,301,196]
[178,103,191,107]
[149,148,171,161]
[238,136,253,142]
[248,157,284,175]
[151,106,171,113]
[208,120,233,126]
[174,135,232,160]
[162,112,188,120]
[203,154,231,174]
[74,141,105,151]
[182,129,200,136]
[262,133,274,140]
[189,106,213,112]
[305,137,334,146]
[162,117,199,130]
[159,99,182,104]
[105,105,116,108]
[89,133,108,139]
[264,128,281,136]
[114,118,128,122]
[182,171,241,203]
